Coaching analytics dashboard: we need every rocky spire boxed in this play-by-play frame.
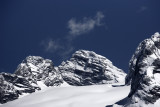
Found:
[125,32,160,106]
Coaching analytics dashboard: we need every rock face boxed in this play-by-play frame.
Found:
[0,56,63,104]
[0,50,126,104]
[0,73,38,104]
[125,32,160,106]
[59,50,126,86]
[15,56,63,87]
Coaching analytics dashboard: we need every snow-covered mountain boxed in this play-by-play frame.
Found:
[2,32,160,107]
[15,56,63,88]
[0,83,130,107]
[0,56,63,104]
[0,73,38,104]
[125,32,160,106]
[0,50,126,104]
[59,50,126,86]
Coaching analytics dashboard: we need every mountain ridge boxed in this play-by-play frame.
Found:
[0,50,126,104]
[2,32,160,106]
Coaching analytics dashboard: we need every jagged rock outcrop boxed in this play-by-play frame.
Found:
[0,51,126,104]
[0,73,38,104]
[59,50,126,86]
[15,56,63,87]
[0,56,63,104]
[125,32,160,106]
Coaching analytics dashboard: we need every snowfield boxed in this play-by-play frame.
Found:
[0,83,130,107]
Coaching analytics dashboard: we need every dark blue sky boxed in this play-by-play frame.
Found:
[0,0,160,73]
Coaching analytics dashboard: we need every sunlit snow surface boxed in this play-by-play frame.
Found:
[0,83,130,107]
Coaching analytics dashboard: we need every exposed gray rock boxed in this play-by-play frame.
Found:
[0,51,126,104]
[0,73,38,104]
[59,50,126,86]
[125,32,160,106]
[0,56,64,104]
[15,56,63,87]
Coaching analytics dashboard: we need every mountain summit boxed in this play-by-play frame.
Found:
[2,32,160,107]
[125,32,160,106]
[0,50,126,104]
[59,50,126,86]
[15,56,63,88]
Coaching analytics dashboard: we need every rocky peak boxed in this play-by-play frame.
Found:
[0,50,126,104]
[125,32,160,106]
[59,50,126,86]
[0,56,64,104]
[72,50,113,65]
[15,56,63,87]
[0,72,38,104]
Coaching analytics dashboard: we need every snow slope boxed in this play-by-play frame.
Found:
[0,83,130,107]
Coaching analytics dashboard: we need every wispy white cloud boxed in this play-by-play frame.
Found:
[41,11,105,58]
[67,12,105,39]
[60,45,74,59]
[95,11,105,26]
[41,38,74,58]
[68,18,95,37]
[137,6,148,13]
[41,38,63,53]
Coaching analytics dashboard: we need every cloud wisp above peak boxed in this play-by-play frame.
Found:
[137,6,148,13]
[41,38,63,53]
[41,38,74,59]
[41,11,105,59]
[67,11,105,40]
